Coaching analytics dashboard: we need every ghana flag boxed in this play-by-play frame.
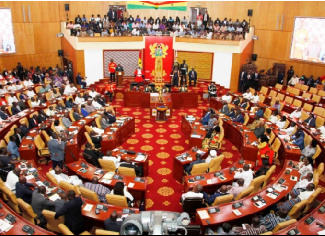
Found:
[127,1,187,11]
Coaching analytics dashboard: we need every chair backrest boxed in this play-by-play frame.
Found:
[95,116,102,129]
[284,96,293,105]
[182,197,203,214]
[313,106,324,116]
[315,163,324,176]
[319,90,325,96]
[0,139,6,148]
[95,229,119,235]
[292,99,302,108]
[43,210,65,234]
[260,232,273,235]
[304,135,312,149]
[264,108,272,119]
[291,88,301,96]
[316,116,325,129]
[302,92,312,99]
[59,181,81,195]
[283,120,290,129]
[79,186,100,202]
[269,131,276,145]
[300,111,309,122]
[288,199,308,219]
[106,194,128,207]
[69,110,75,122]
[42,130,51,143]
[303,103,313,112]
[84,132,95,147]
[313,145,322,161]
[117,167,136,177]
[309,87,318,95]
[259,94,266,103]
[85,125,93,134]
[295,83,302,89]
[272,219,297,233]
[234,186,254,201]
[303,188,322,213]
[58,224,74,235]
[208,155,225,173]
[314,172,320,188]
[275,84,283,90]
[98,159,117,172]
[211,194,234,206]
[271,138,281,159]
[249,175,266,195]
[17,198,37,224]
[269,90,277,98]
[260,86,268,95]
[276,93,285,102]
[45,92,51,101]
[263,165,276,188]
[300,85,309,92]
[46,172,59,185]
[4,132,11,144]
[191,163,209,176]
[34,135,46,151]
[243,113,249,126]
[1,185,20,214]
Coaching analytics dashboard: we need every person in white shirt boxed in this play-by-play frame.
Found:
[23,78,34,88]
[319,124,325,135]
[221,92,232,104]
[46,106,56,117]
[290,108,302,119]
[243,89,253,100]
[276,116,287,129]
[288,75,300,86]
[227,178,246,198]
[63,84,77,95]
[181,184,204,203]
[53,120,65,133]
[0,87,8,95]
[294,173,313,190]
[131,27,140,36]
[298,157,313,179]
[205,150,217,164]
[88,88,100,98]
[233,164,253,187]
[50,167,83,186]
[102,150,121,168]
[152,23,159,30]
[281,122,296,136]
[110,182,134,206]
[92,98,102,110]
[74,94,85,105]
[15,82,24,91]
[269,110,279,124]
[30,97,40,107]
[206,30,213,39]
[252,92,260,103]
[6,83,16,92]
[7,93,19,105]
[298,183,315,201]
[27,87,36,97]
[5,168,20,192]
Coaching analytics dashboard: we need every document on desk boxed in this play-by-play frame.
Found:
[197,210,210,219]
[102,172,114,180]
[135,155,145,162]
[25,175,35,181]
[197,150,205,155]
[0,219,13,232]
[191,134,201,139]
[83,204,93,212]
[49,193,61,201]
[233,209,242,216]
[128,182,135,188]
[317,230,325,235]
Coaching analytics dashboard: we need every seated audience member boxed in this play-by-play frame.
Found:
[247,116,261,131]
[89,88,100,98]
[104,211,122,232]
[215,223,235,235]
[295,173,313,190]
[53,119,65,133]
[83,143,102,167]
[297,157,313,178]
[208,82,217,99]
[29,114,39,129]
[73,107,82,121]
[7,136,20,159]
[11,102,22,115]
[106,110,116,124]
[110,182,134,206]
[9,93,26,110]
[46,106,56,117]
[20,121,30,137]
[239,98,249,109]
[90,121,104,134]
[103,150,121,168]
[273,100,281,111]
[253,121,265,139]
[38,110,48,123]
[242,89,253,100]
[220,101,230,115]
[255,135,274,175]
[181,184,205,203]
[298,183,315,201]
[49,89,61,100]
[39,84,50,93]
[85,177,110,203]
[232,109,244,124]
[26,87,36,97]
[252,92,260,103]
[105,81,116,102]
[30,97,40,107]
[119,157,143,177]
[290,107,302,119]
[65,98,75,108]
[184,153,205,175]
[234,164,253,187]
[55,192,68,212]
[50,167,83,186]
[85,100,97,113]
[228,107,236,118]
[32,186,56,224]
[232,96,242,106]
[205,150,217,164]
[303,113,316,127]
[63,84,78,95]
[75,93,85,105]
[92,97,103,110]
[76,72,87,88]
[260,209,290,232]
[205,185,229,206]
[276,116,287,129]
[62,112,72,128]
[203,126,222,149]
[273,189,301,212]
[81,104,89,117]
[55,190,84,235]
[90,131,103,149]
[269,110,279,124]
[301,139,317,160]
[255,107,264,117]
[15,176,35,204]
[281,122,296,136]
[0,106,9,120]
[206,114,218,131]
[292,132,305,150]
[5,167,21,191]
[221,92,232,104]
[201,108,213,125]
[227,178,246,198]
[233,216,267,235]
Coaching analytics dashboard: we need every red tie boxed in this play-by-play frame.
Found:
[34,119,37,125]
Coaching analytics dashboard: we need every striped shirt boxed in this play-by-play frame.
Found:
[278,197,301,211]
[241,225,267,235]
[84,182,111,202]
[260,213,291,231]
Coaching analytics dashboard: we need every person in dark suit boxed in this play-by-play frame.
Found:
[180,60,188,86]
[55,190,84,235]
[83,143,103,167]
[11,102,22,115]
[55,192,68,212]
[232,110,244,124]
[203,10,209,29]
[277,70,285,84]
[220,101,230,116]
[73,107,82,121]
[0,106,8,120]
[76,73,87,89]
[188,67,197,87]
[90,131,103,149]
[31,186,56,224]
[232,96,242,106]
[38,110,48,123]
[15,176,35,204]
[303,114,316,128]
[252,70,259,90]
[201,108,213,126]
[19,122,30,137]
[12,128,23,147]
[120,157,143,177]
[184,154,204,175]
[205,185,229,206]
[29,115,39,129]
[172,68,180,87]
[108,9,117,22]
[106,110,116,124]
[239,71,247,93]
[240,99,249,109]
[104,211,122,232]
[228,108,236,118]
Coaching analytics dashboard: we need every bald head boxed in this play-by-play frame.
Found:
[92,177,99,184]
[243,164,250,171]
[60,192,68,201]
[306,183,315,191]
[106,150,112,156]
[125,157,132,164]
[110,210,118,221]
[19,176,26,185]
[194,184,203,193]
[38,186,46,194]
[13,168,21,176]
[54,167,62,175]
[220,185,228,194]
[68,190,76,200]
[237,178,244,187]
[252,216,260,227]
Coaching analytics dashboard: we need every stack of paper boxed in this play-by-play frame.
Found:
[128,183,135,188]
[102,172,114,180]
[49,193,61,201]
[233,209,242,216]
[197,210,210,219]
[266,193,278,200]
[83,204,93,212]
[0,219,13,232]
[135,155,145,162]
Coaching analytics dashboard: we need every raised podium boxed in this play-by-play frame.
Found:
[150,93,173,120]
[116,71,124,87]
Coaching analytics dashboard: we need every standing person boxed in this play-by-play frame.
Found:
[172,68,180,87]
[55,190,84,235]
[188,67,197,87]
[203,10,209,29]
[252,70,259,90]
[287,66,294,84]
[197,12,203,27]
[239,70,247,93]
[208,82,217,99]
[180,60,188,86]
[108,59,117,82]
[48,133,66,169]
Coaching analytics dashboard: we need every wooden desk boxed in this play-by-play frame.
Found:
[68,160,147,203]
[181,115,206,149]
[183,160,255,193]
[171,92,198,109]
[195,160,300,228]
[172,148,207,184]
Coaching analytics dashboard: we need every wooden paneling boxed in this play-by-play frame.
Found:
[176,51,213,81]
[175,37,240,46]
[78,36,143,42]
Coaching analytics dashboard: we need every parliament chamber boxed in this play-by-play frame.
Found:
[0,1,324,235]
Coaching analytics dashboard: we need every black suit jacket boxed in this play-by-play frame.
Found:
[119,163,142,177]
[83,149,102,167]
[38,114,48,123]
[32,74,41,84]
[188,71,197,80]
[15,182,34,204]
[55,197,84,235]
[91,136,102,149]
[104,218,122,232]
[29,118,38,129]
[12,133,22,147]
[0,111,8,120]
[239,71,247,82]
[203,14,209,22]
[233,98,241,106]
[11,106,21,115]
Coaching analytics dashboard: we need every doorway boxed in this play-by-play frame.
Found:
[190,7,207,23]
